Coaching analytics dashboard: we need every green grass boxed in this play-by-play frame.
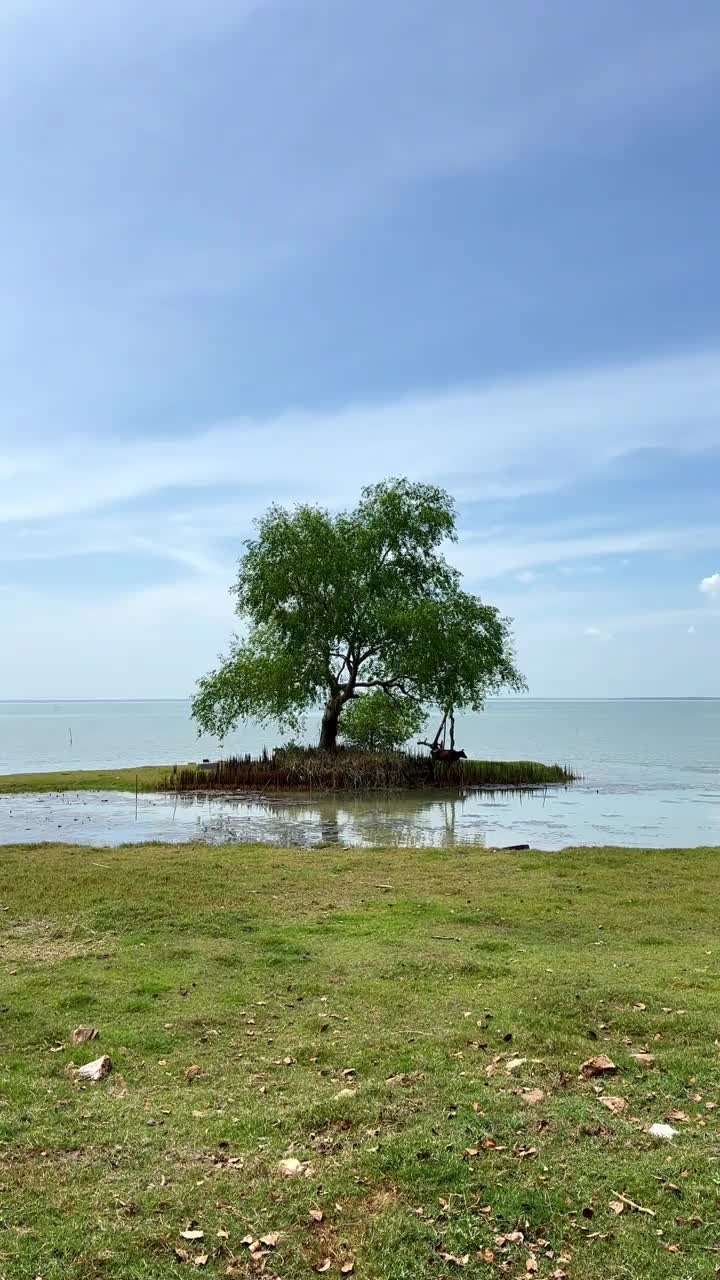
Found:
[1,841,719,1279]
[0,765,174,794]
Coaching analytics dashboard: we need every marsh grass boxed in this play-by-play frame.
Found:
[1,840,719,1278]
[165,750,575,793]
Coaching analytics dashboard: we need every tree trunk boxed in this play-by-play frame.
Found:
[319,699,341,752]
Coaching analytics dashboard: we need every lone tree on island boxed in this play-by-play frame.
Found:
[192,478,526,751]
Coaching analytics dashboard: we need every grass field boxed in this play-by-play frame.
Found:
[0,765,171,794]
[1,841,719,1279]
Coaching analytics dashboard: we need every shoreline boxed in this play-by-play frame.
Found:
[0,758,575,795]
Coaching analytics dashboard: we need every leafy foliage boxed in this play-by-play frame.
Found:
[192,477,526,747]
[339,691,426,753]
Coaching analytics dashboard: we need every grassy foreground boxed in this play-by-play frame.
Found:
[1,842,719,1279]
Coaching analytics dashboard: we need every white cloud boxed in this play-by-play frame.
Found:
[2,344,720,528]
[584,626,602,636]
[515,569,539,584]
[700,572,720,596]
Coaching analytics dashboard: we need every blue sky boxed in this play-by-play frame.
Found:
[1,0,720,698]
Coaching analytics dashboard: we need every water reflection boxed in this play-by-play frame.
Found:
[2,779,719,849]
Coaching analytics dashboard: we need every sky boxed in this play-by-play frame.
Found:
[1,0,720,699]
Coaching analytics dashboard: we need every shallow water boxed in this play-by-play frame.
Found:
[1,699,719,848]
[3,779,720,849]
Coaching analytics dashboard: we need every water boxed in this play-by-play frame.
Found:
[1,699,719,849]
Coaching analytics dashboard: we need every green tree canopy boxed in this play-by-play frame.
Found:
[339,690,426,754]
[192,478,526,750]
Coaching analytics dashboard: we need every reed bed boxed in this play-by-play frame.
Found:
[162,749,575,793]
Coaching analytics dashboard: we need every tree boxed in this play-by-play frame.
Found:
[192,478,526,751]
[339,690,426,753]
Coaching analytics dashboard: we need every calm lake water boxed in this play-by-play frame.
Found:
[1,699,719,849]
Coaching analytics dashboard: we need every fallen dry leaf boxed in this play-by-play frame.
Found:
[258,1233,280,1248]
[309,1209,324,1224]
[277,1157,305,1177]
[341,1263,354,1275]
[71,1025,99,1045]
[180,1230,205,1241]
[631,1052,656,1068]
[580,1055,616,1078]
[185,1065,203,1082]
[480,1248,495,1263]
[216,1228,230,1240]
[520,1088,545,1105]
[668,1109,689,1123]
[316,1261,331,1273]
[506,1057,528,1074]
[193,1256,209,1267]
[526,1256,539,1274]
[439,1253,470,1266]
[608,1199,625,1215]
[600,1095,627,1114]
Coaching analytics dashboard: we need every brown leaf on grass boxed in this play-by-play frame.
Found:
[506,1057,527,1074]
[631,1052,656,1068]
[439,1253,470,1266]
[309,1210,324,1224]
[180,1230,204,1241]
[316,1261,332,1273]
[175,1248,191,1262]
[193,1256,209,1267]
[340,1262,354,1275]
[520,1088,545,1105]
[633,1002,647,1011]
[71,1025,99,1044]
[495,1231,524,1247]
[185,1065,203,1082]
[611,1191,655,1216]
[480,1248,495,1263]
[513,1144,538,1160]
[599,1095,627,1114]
[258,1233,280,1248]
[216,1229,230,1239]
[526,1256,539,1274]
[277,1157,305,1177]
[580,1055,616,1078]
[608,1199,625,1215]
[668,1109,689,1123]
